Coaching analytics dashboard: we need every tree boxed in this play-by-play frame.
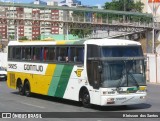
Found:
[103,0,151,23]
[133,1,144,12]
[19,36,28,40]
[9,35,15,40]
[70,28,92,38]
[104,0,144,12]
[32,35,41,40]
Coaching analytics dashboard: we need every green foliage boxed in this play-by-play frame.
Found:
[32,35,40,40]
[133,1,144,12]
[103,0,152,23]
[9,35,15,40]
[70,29,92,38]
[104,0,143,12]
[19,36,28,40]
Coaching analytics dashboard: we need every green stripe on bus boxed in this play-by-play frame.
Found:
[54,65,73,98]
[48,65,64,96]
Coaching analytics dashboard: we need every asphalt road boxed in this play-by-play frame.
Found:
[0,81,160,121]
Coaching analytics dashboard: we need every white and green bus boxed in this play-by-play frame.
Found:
[7,38,147,107]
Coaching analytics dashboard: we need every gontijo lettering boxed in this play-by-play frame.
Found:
[24,64,43,72]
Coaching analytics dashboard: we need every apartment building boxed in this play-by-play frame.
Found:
[0,0,63,40]
[0,7,7,39]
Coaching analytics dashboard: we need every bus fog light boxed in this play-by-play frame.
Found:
[107,98,115,104]
[140,96,146,99]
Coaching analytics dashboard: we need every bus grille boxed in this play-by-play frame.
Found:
[9,73,15,87]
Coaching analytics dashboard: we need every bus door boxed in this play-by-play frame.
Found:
[91,61,100,89]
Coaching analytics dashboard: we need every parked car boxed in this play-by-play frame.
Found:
[0,67,7,81]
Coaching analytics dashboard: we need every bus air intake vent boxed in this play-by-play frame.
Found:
[10,73,15,87]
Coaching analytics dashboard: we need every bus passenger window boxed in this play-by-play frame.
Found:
[44,48,48,61]
[74,56,77,62]
[69,47,76,62]
[22,47,31,60]
[13,47,21,60]
[32,47,42,61]
[76,47,84,63]
[8,47,13,60]
[56,47,68,62]
[48,47,55,61]
[58,56,62,61]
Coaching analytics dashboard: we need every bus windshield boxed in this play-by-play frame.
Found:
[101,59,146,88]
[100,46,146,88]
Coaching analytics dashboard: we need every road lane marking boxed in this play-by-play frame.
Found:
[20,102,45,109]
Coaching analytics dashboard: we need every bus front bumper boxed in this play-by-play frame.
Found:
[100,93,147,106]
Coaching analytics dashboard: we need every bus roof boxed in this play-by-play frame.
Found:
[8,39,141,46]
[84,39,141,46]
[8,40,85,46]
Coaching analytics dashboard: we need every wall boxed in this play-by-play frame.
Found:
[0,53,7,68]
[147,53,160,83]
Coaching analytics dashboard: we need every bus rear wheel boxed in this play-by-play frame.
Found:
[24,81,31,97]
[17,81,24,95]
[82,90,91,108]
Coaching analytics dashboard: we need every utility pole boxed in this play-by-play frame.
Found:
[152,0,155,53]
[123,0,126,23]
[124,0,126,11]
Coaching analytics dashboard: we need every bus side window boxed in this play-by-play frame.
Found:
[44,47,48,61]
[56,47,68,62]
[56,47,61,61]
[76,47,84,63]
[32,47,42,61]
[13,47,21,60]
[8,47,13,60]
[70,47,76,62]
[22,47,31,60]
[48,47,55,61]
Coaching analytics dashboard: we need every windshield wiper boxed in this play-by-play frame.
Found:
[116,60,139,89]
[128,73,139,87]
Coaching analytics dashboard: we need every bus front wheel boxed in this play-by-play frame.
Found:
[24,81,31,97]
[82,90,91,108]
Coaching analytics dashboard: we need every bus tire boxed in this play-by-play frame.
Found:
[17,80,24,95]
[82,89,91,108]
[24,81,31,97]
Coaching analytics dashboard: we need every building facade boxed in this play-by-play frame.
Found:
[0,0,63,40]
[139,0,160,22]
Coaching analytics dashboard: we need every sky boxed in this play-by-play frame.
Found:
[12,0,112,6]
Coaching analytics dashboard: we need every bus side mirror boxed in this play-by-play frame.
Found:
[98,65,102,73]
